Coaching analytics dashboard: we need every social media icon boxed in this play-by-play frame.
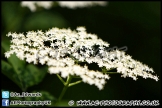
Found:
[2,99,9,106]
[2,91,9,98]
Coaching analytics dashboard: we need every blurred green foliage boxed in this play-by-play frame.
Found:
[1,1,161,107]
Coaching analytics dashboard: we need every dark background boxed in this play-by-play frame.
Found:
[1,1,161,106]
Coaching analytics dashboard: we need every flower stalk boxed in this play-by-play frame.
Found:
[57,75,73,103]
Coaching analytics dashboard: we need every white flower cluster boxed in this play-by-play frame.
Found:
[21,1,107,12]
[21,1,54,12]
[58,1,107,9]
[5,27,159,90]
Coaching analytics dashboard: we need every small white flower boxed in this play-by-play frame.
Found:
[16,51,24,60]
[48,67,60,74]
[61,71,69,78]
[87,77,95,85]
[154,76,159,82]
[100,79,106,85]
[79,56,85,62]
[33,42,39,47]
[77,26,86,32]
[5,52,11,58]
[104,75,110,79]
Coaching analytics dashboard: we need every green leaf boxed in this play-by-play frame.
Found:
[1,38,10,52]
[2,61,47,91]
[21,64,47,89]
[1,60,22,89]
[2,37,47,91]
[1,38,26,75]
[1,60,12,72]
[7,54,26,74]
[1,39,26,90]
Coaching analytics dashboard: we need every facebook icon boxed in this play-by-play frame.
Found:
[2,99,9,106]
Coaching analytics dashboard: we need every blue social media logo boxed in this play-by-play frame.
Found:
[2,91,9,98]
[2,99,9,106]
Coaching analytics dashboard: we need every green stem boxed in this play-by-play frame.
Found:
[107,68,115,71]
[57,75,73,102]
[104,72,119,74]
[68,80,82,87]
[56,74,65,85]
